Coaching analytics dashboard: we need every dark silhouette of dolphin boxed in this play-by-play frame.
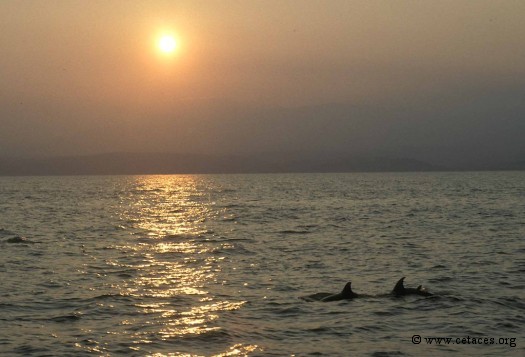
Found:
[300,282,360,302]
[321,282,359,301]
[392,277,432,297]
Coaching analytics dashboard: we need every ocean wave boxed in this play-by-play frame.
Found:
[49,314,83,323]
[278,230,312,235]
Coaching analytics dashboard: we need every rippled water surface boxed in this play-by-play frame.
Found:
[0,172,523,356]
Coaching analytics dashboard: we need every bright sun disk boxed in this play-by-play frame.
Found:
[159,35,177,53]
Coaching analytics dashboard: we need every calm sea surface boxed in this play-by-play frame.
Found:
[0,172,523,356]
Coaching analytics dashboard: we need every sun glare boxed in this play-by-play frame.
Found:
[158,35,177,54]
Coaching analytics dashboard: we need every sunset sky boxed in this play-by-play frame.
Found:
[1,0,524,168]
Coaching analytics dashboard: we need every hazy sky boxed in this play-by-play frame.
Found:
[1,0,524,162]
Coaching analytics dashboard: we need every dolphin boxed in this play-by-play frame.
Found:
[300,282,360,302]
[321,282,359,301]
[392,277,432,297]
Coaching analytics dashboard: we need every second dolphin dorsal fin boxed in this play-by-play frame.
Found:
[393,277,406,294]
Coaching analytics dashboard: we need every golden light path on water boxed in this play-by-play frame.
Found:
[110,175,259,356]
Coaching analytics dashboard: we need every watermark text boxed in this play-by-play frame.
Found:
[412,335,517,348]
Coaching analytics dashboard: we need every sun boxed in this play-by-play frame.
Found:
[158,35,177,53]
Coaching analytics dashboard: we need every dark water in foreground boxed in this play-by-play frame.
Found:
[0,172,523,356]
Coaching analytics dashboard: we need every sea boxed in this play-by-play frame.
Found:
[0,172,523,356]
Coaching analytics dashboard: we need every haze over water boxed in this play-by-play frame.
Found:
[0,172,523,356]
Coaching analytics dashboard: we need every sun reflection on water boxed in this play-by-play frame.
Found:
[148,343,261,357]
[117,175,217,238]
[106,176,256,355]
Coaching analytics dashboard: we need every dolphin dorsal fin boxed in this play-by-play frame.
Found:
[342,282,353,297]
[393,277,406,294]
[417,285,422,290]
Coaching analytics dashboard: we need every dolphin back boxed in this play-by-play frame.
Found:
[393,277,432,297]
[392,277,406,296]
[321,282,357,302]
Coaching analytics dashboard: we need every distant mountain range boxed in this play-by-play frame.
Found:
[0,152,522,176]
[1,87,524,175]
